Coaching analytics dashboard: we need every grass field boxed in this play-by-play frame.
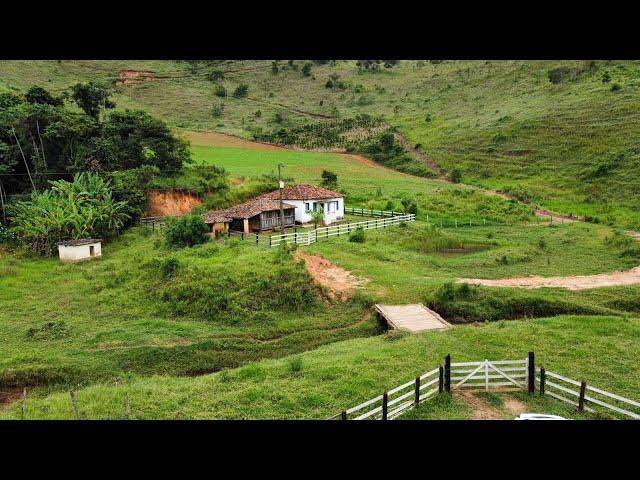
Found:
[2,59,639,228]
[2,314,638,419]
[0,228,377,391]
[2,60,640,419]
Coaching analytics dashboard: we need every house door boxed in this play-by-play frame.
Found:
[89,245,95,257]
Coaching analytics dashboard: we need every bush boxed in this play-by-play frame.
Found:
[233,84,249,98]
[214,85,227,97]
[301,62,312,77]
[320,170,338,189]
[611,83,621,92]
[165,214,209,248]
[450,168,462,183]
[349,227,365,243]
[207,69,224,82]
[212,104,224,117]
[287,356,303,373]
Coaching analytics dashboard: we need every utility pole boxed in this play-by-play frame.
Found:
[278,163,285,232]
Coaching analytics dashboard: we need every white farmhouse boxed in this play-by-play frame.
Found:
[57,239,102,264]
[259,184,344,225]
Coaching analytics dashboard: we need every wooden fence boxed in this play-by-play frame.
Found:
[269,213,416,247]
[333,352,640,420]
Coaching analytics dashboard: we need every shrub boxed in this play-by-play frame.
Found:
[206,69,225,82]
[232,84,249,98]
[602,71,611,83]
[165,214,209,248]
[214,85,227,97]
[611,83,621,92]
[349,227,365,243]
[301,62,312,77]
[212,104,224,117]
[160,257,181,278]
[450,168,462,183]
[287,356,303,373]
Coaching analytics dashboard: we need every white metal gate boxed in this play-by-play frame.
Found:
[451,359,528,390]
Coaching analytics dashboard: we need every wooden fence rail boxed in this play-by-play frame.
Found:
[269,212,416,247]
[333,352,640,420]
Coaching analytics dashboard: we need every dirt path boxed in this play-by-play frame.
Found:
[295,252,368,301]
[455,390,528,420]
[458,266,640,290]
[0,387,22,408]
[392,130,448,178]
[184,131,287,151]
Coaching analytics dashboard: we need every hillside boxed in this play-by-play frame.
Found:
[1,60,639,228]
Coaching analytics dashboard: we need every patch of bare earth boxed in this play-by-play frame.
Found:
[455,391,529,420]
[455,390,503,419]
[458,266,640,290]
[145,189,202,217]
[295,252,368,301]
[0,387,22,408]
[183,131,286,151]
[116,70,154,86]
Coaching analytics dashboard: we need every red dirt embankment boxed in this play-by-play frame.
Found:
[145,189,202,217]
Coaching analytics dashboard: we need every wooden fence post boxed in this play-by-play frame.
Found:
[578,381,587,413]
[256,233,259,244]
[415,376,421,406]
[21,388,26,419]
[540,366,546,395]
[126,395,132,419]
[269,235,272,247]
[341,410,347,420]
[382,391,388,420]
[444,355,451,393]
[70,390,78,417]
[439,366,444,393]
[528,351,535,394]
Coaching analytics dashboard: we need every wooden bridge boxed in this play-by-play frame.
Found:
[375,304,451,333]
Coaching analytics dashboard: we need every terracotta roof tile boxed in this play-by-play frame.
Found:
[204,198,295,223]
[258,184,342,201]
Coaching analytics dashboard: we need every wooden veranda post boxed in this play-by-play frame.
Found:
[444,355,451,393]
[528,352,535,394]
[578,381,587,413]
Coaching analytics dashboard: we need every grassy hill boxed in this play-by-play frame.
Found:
[1,59,639,228]
[3,314,639,419]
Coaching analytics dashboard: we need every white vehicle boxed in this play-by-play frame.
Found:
[515,413,567,420]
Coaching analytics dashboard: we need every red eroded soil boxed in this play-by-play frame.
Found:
[116,70,155,85]
[145,189,202,217]
[295,252,367,301]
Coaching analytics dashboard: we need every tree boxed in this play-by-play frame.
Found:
[165,213,209,248]
[271,61,280,74]
[310,209,324,228]
[232,84,249,98]
[69,82,115,121]
[25,86,62,106]
[301,62,312,77]
[320,170,337,189]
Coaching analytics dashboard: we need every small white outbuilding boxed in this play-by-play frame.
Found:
[57,239,102,264]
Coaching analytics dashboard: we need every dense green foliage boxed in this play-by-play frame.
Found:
[164,213,209,248]
[0,85,191,197]
[10,172,129,255]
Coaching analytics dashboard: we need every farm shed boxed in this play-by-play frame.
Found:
[57,239,102,263]
[258,184,344,225]
[204,198,296,235]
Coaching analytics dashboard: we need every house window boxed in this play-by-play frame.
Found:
[304,202,310,212]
